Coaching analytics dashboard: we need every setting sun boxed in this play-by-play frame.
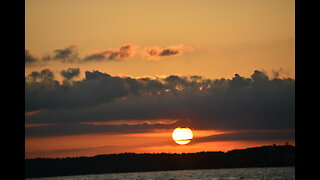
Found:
[172,127,193,145]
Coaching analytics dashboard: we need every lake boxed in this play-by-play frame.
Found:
[26,167,294,180]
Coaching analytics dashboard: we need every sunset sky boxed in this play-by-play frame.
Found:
[25,0,295,158]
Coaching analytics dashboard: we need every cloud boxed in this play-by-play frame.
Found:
[25,69,209,112]
[25,121,180,137]
[25,70,294,138]
[271,68,290,79]
[193,130,295,144]
[49,45,80,62]
[251,70,269,81]
[25,50,38,65]
[60,68,80,80]
[85,70,112,80]
[83,44,139,61]
[142,44,194,60]
[25,44,195,66]
[30,45,81,63]
[83,44,193,61]
[25,70,132,111]
[26,69,55,83]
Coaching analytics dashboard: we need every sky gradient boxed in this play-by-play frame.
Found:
[25,0,295,158]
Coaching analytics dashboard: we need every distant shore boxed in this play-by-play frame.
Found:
[25,145,295,178]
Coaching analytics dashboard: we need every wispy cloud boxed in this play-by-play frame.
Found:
[193,130,295,144]
[25,44,195,66]
[45,45,80,63]
[142,44,194,60]
[83,44,140,61]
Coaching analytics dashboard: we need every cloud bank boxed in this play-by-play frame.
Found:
[25,69,295,138]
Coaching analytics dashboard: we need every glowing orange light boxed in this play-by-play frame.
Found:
[172,127,193,145]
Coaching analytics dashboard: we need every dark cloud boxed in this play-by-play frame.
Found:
[271,68,290,79]
[60,68,80,80]
[159,49,180,56]
[85,70,112,80]
[82,52,105,61]
[54,45,80,62]
[25,50,38,64]
[25,70,209,112]
[25,70,294,138]
[142,45,194,60]
[83,44,139,61]
[25,44,195,65]
[25,70,140,112]
[42,45,80,63]
[25,121,181,137]
[26,69,55,83]
[193,130,295,144]
[145,47,180,57]
[251,70,269,81]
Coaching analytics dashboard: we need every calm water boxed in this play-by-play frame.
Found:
[26,167,294,180]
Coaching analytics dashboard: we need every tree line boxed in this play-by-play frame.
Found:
[25,145,295,178]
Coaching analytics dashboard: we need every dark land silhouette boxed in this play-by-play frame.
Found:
[25,145,295,178]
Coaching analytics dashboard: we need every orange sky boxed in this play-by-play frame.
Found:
[25,0,294,80]
[25,129,295,159]
[25,0,295,158]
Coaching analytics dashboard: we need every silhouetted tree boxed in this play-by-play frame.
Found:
[25,145,295,178]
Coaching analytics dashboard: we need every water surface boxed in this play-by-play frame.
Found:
[27,167,294,180]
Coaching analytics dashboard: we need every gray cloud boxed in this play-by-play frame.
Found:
[25,121,183,137]
[26,69,55,83]
[25,50,38,65]
[52,45,80,62]
[193,131,295,144]
[25,69,209,112]
[142,45,194,60]
[25,70,294,138]
[60,68,80,80]
[83,44,139,61]
[82,52,105,61]
[159,49,180,56]
[40,45,80,63]
[25,44,195,65]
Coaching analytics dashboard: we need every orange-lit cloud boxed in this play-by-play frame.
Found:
[142,44,194,60]
[25,44,195,66]
[25,110,42,116]
[83,44,140,61]
[41,45,81,63]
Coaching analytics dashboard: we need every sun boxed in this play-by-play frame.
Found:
[172,127,193,145]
